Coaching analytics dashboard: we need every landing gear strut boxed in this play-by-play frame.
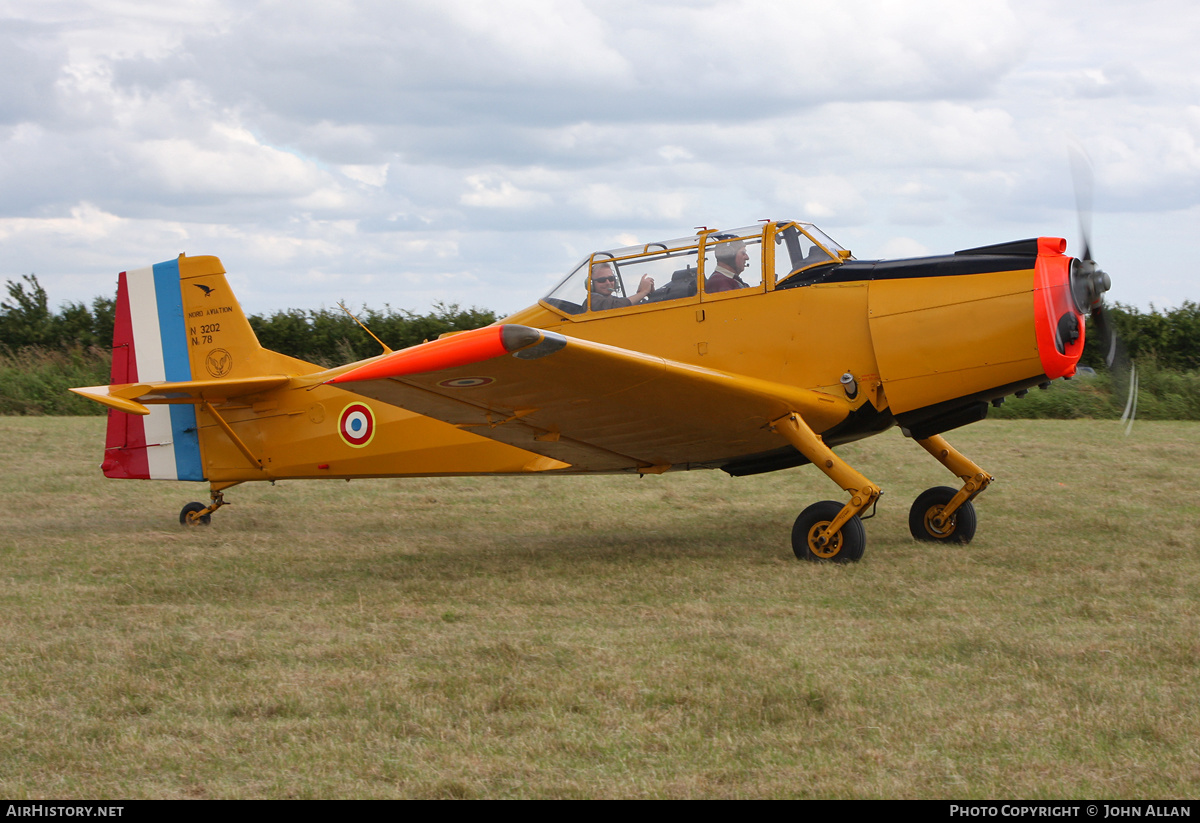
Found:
[771,412,881,563]
[178,483,239,526]
[909,435,991,544]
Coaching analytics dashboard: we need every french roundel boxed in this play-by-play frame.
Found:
[437,376,494,389]
[338,403,375,448]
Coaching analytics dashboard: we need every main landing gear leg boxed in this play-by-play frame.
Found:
[179,482,241,527]
[909,435,993,543]
[771,413,882,563]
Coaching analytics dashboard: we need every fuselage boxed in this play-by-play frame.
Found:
[85,224,1085,486]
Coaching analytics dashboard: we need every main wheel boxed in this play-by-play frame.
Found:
[908,486,976,543]
[791,500,866,563]
[179,502,211,526]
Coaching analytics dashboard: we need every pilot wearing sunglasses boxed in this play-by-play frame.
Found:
[588,262,655,311]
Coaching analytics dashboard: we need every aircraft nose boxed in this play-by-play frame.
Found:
[1071,258,1111,312]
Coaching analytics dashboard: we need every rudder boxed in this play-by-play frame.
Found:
[102,256,205,480]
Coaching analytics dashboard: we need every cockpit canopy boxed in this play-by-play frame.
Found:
[542,221,850,315]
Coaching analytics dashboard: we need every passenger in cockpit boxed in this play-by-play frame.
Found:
[706,239,750,292]
[588,262,655,311]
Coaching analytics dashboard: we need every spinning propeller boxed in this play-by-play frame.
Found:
[1069,146,1137,433]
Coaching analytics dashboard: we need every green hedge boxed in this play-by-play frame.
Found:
[0,346,112,415]
[3,275,1198,419]
[1082,301,1200,372]
[991,359,1200,421]
[247,303,498,366]
[6,345,1195,420]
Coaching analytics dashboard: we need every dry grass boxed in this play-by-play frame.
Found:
[1,417,1198,798]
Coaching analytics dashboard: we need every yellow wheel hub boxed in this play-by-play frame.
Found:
[923,505,957,538]
[807,522,843,559]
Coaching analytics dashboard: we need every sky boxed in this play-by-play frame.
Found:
[2,0,1197,318]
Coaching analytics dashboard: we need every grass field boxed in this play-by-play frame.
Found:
[1,417,1198,799]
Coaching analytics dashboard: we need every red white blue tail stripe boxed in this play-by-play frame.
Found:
[103,258,204,481]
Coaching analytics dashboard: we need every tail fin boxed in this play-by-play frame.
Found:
[95,254,317,480]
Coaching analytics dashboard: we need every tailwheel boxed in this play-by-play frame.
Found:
[792,500,866,563]
[909,486,976,544]
[179,502,212,526]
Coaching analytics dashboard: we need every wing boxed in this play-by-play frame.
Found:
[327,325,851,473]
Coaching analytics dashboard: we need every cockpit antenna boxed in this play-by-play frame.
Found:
[338,301,394,355]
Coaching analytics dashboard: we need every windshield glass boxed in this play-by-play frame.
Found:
[773,222,848,285]
[543,258,591,315]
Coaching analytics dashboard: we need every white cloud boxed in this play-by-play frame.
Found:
[874,236,934,260]
[339,163,389,187]
[658,145,694,163]
[0,202,132,243]
[130,130,327,197]
[460,174,552,209]
[0,0,1197,316]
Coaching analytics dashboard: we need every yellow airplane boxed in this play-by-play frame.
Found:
[70,220,1112,561]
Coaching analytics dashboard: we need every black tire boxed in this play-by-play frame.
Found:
[791,500,866,563]
[179,502,211,526]
[908,486,976,543]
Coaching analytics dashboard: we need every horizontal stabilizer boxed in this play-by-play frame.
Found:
[71,375,291,415]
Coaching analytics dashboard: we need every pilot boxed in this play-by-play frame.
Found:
[588,262,654,311]
[706,238,750,292]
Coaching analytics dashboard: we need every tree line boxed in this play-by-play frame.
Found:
[0,274,498,365]
[1,273,1198,417]
[0,275,497,414]
[1080,300,1200,372]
